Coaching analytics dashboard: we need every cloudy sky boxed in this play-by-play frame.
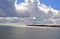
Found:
[0,0,60,25]
[17,0,60,10]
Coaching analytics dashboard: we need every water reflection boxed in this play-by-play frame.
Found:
[0,26,14,39]
[26,28,60,39]
[0,26,27,39]
[0,25,60,39]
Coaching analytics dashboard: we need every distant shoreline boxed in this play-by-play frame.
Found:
[0,23,60,28]
[27,25,60,27]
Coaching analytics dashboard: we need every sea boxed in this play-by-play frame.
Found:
[0,25,60,39]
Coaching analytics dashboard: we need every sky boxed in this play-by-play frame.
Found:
[17,0,24,4]
[17,0,60,10]
[0,0,60,25]
[40,0,60,10]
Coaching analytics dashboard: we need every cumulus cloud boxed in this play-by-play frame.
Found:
[0,0,60,25]
[15,0,60,25]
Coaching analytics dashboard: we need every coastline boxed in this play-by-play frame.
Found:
[0,23,60,29]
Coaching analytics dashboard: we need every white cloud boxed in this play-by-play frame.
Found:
[0,0,60,25]
[0,17,25,23]
[15,0,60,25]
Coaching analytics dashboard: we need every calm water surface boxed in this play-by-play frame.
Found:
[0,25,60,39]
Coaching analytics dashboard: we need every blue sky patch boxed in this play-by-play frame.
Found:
[17,0,24,4]
[40,0,60,10]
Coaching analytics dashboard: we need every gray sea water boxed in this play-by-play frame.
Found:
[0,25,60,39]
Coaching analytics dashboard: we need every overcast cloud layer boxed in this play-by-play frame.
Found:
[0,0,60,25]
